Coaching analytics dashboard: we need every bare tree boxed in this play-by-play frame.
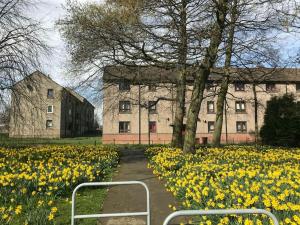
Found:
[0,0,49,107]
[207,0,300,147]
[58,0,218,148]
[183,0,229,153]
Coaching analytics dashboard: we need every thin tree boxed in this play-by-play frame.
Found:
[212,0,238,146]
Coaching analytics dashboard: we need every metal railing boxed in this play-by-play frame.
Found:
[163,209,279,225]
[71,181,150,225]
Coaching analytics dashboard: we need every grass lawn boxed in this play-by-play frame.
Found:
[55,186,108,225]
[0,133,102,147]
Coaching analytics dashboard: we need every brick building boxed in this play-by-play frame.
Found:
[102,66,300,144]
[9,71,94,138]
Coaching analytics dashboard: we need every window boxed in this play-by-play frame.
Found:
[148,101,157,113]
[119,80,130,91]
[119,101,131,113]
[119,121,130,133]
[207,101,215,113]
[208,121,215,133]
[206,83,214,92]
[27,84,33,92]
[296,83,300,92]
[68,109,72,116]
[266,83,276,92]
[149,121,157,133]
[46,120,53,128]
[235,83,245,91]
[148,84,156,91]
[235,101,246,113]
[47,89,54,98]
[236,121,247,133]
[47,105,53,113]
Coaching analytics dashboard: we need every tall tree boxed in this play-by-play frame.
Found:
[171,0,188,148]
[183,0,300,151]
[183,0,229,153]
[59,0,211,148]
[0,0,49,105]
[212,0,238,146]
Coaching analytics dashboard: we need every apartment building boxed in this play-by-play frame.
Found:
[102,66,300,144]
[9,71,94,138]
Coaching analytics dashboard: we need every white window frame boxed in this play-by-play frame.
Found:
[236,121,247,133]
[46,120,53,129]
[235,101,246,113]
[47,105,54,113]
[208,121,215,133]
[207,101,215,113]
[119,121,131,133]
[119,101,131,113]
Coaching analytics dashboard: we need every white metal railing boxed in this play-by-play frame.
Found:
[71,181,150,225]
[163,209,279,225]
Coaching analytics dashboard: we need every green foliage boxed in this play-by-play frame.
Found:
[260,94,300,147]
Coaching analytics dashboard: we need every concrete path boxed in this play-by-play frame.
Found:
[99,149,185,225]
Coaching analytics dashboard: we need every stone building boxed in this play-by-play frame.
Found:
[9,71,94,138]
[102,66,300,144]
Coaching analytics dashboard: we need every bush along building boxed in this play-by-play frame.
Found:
[102,66,300,144]
[9,71,94,138]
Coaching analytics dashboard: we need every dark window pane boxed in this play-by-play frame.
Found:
[46,120,53,128]
[119,101,131,113]
[119,81,130,91]
[236,121,247,133]
[266,83,276,92]
[235,101,246,113]
[47,89,54,98]
[149,101,157,113]
[235,83,245,91]
[119,121,130,133]
[47,105,53,113]
[149,121,157,133]
[206,83,214,91]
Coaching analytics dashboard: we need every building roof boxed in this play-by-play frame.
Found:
[103,66,300,84]
[15,71,94,108]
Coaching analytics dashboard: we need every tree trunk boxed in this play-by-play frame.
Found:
[212,0,238,147]
[183,0,228,154]
[253,83,259,143]
[171,71,186,148]
[212,75,229,146]
[183,70,207,153]
[171,0,188,148]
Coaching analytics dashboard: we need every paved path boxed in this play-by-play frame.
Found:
[99,149,184,225]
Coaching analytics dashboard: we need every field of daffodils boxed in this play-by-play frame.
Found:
[147,146,300,225]
[0,145,119,224]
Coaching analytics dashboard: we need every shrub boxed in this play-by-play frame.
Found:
[260,94,300,147]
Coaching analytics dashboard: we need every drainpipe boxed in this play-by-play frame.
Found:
[148,105,150,145]
[139,84,141,144]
